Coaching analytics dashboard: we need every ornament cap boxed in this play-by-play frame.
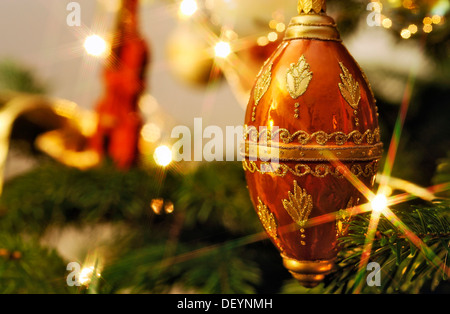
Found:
[286,0,339,41]
[285,14,340,41]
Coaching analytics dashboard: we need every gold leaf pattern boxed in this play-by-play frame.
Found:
[298,0,326,14]
[257,197,278,240]
[282,180,313,227]
[286,55,313,100]
[338,62,361,110]
[336,197,354,237]
[254,63,272,106]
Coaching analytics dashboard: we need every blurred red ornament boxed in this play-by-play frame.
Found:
[90,0,149,169]
[241,0,382,287]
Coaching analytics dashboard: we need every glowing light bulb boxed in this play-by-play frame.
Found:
[257,36,269,46]
[408,24,418,34]
[179,0,198,17]
[214,41,231,58]
[423,24,433,33]
[79,266,101,286]
[431,15,441,24]
[423,17,432,25]
[276,23,286,33]
[154,145,173,167]
[400,29,411,39]
[371,194,388,213]
[382,18,392,28]
[84,35,108,57]
[141,123,161,143]
[268,32,278,42]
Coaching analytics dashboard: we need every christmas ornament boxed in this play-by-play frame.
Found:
[89,0,149,169]
[0,93,90,195]
[241,0,382,287]
[166,21,221,87]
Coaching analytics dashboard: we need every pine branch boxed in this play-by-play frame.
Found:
[0,233,72,294]
[0,59,47,95]
[98,241,261,294]
[282,201,450,294]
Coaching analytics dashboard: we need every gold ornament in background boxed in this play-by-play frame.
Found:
[0,93,99,196]
[166,22,222,87]
[0,91,174,196]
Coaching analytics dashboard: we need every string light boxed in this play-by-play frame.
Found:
[276,22,286,33]
[257,36,269,46]
[154,145,173,167]
[267,32,278,42]
[423,24,433,33]
[179,0,198,17]
[371,194,388,214]
[214,41,231,58]
[84,35,108,57]
[382,18,392,28]
[423,16,433,25]
[402,0,415,10]
[408,24,418,34]
[141,123,161,143]
[79,266,101,286]
[431,15,442,24]
[269,20,278,29]
[400,28,411,39]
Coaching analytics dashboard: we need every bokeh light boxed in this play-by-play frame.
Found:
[400,28,411,39]
[84,35,108,57]
[214,41,231,58]
[382,18,392,28]
[154,145,173,167]
[371,194,388,213]
[179,0,198,17]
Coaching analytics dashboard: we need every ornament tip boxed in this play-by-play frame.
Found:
[282,255,335,288]
[297,0,327,14]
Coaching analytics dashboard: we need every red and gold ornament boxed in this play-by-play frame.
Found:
[241,0,382,287]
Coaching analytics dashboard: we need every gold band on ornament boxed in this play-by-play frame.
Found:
[244,126,381,146]
[242,160,379,179]
[240,142,383,162]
